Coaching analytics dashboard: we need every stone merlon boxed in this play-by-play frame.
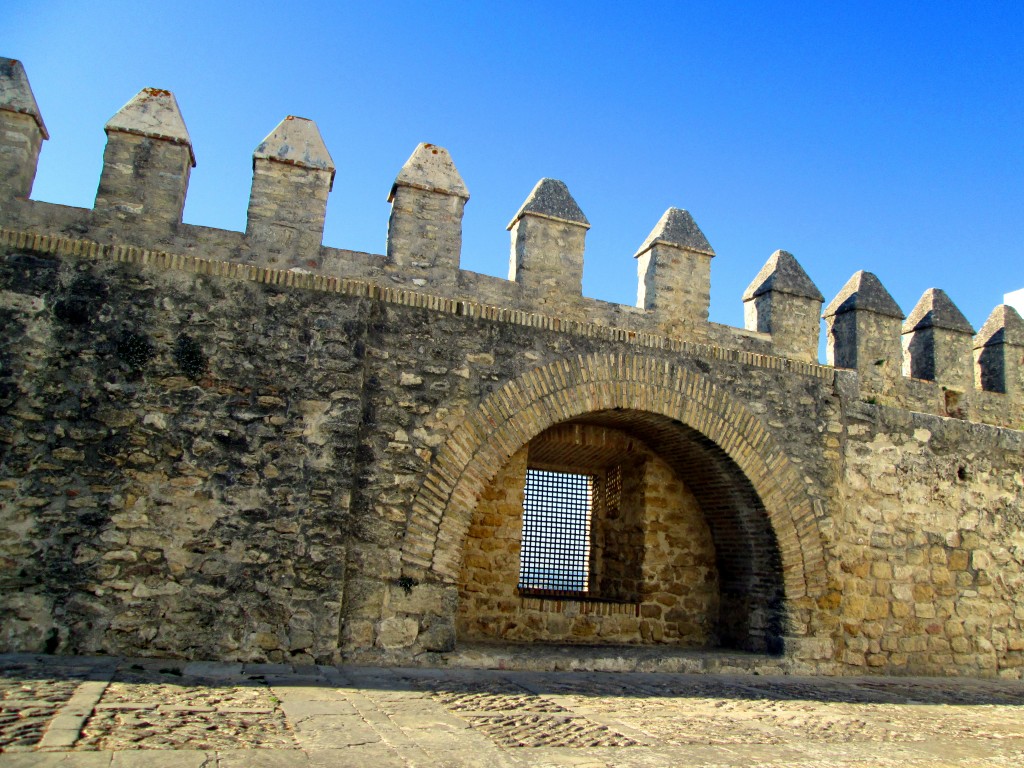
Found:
[0,57,48,138]
[105,87,195,167]
[903,288,973,334]
[634,208,715,259]
[253,116,335,190]
[823,271,903,319]
[388,143,468,202]
[507,178,589,229]
[974,304,1024,348]
[743,250,823,302]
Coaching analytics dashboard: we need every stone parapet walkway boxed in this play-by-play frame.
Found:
[0,653,1023,766]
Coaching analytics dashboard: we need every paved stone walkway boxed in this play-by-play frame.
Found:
[1,654,1023,766]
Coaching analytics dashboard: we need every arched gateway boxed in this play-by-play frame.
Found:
[400,352,828,654]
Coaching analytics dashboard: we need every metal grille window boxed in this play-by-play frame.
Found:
[605,465,622,513]
[518,469,593,594]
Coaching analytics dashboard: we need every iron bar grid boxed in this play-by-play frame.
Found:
[518,469,593,594]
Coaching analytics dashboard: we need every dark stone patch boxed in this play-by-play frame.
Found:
[52,274,109,326]
[0,251,60,295]
[116,331,154,371]
[174,333,207,380]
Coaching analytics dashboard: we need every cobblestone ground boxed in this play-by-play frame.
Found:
[0,654,1022,766]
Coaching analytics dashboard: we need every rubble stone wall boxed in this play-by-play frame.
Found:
[1,233,1020,677]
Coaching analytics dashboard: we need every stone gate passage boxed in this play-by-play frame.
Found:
[458,415,786,654]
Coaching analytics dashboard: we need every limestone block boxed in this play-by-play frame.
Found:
[417,616,455,652]
[342,619,375,649]
[376,616,418,649]
[387,581,457,618]
[0,593,56,652]
[0,111,43,201]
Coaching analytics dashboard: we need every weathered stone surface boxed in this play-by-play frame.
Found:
[246,116,334,269]
[508,178,589,227]
[635,209,717,336]
[95,88,194,222]
[824,271,906,402]
[253,115,335,179]
[0,57,48,136]
[386,143,467,283]
[901,289,975,391]
[973,304,1024,396]
[507,179,589,307]
[823,270,903,319]
[634,208,714,258]
[0,58,47,199]
[903,288,973,334]
[743,250,824,363]
[743,249,823,301]
[975,303,1024,348]
[103,88,194,166]
[376,617,419,650]
[389,143,469,201]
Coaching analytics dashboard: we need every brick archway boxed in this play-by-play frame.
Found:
[400,352,827,627]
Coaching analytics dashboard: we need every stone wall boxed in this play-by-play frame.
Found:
[0,252,359,663]
[831,409,1024,676]
[1,58,1023,677]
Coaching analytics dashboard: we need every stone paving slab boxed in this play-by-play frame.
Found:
[0,654,1023,766]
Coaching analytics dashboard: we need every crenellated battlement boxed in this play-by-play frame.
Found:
[1,57,1021,429]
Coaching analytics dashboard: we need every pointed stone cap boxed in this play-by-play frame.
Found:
[0,57,47,138]
[253,116,336,190]
[903,288,974,334]
[105,88,194,167]
[506,178,589,230]
[974,304,1024,349]
[743,250,823,302]
[633,208,714,258]
[388,143,468,202]
[823,271,903,319]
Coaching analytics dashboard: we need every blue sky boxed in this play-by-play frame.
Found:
[5,2,1023,347]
